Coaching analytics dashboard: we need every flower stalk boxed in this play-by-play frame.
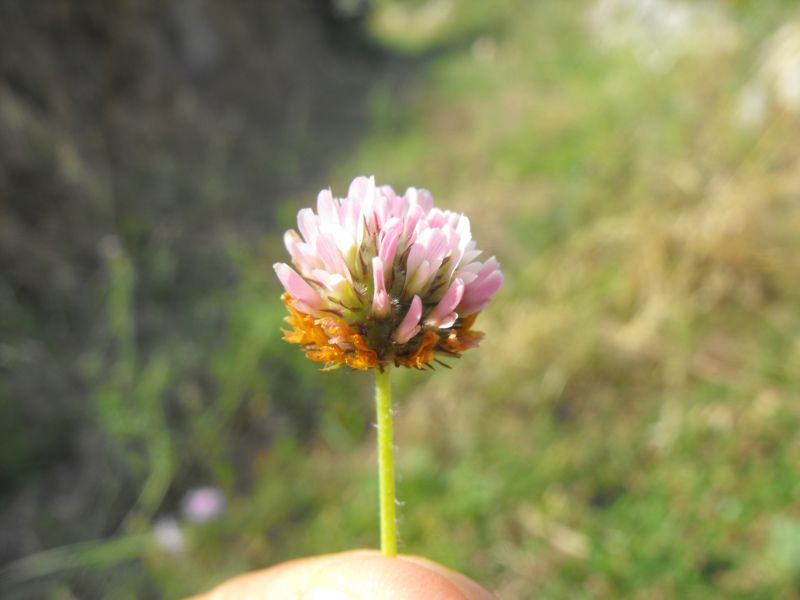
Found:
[375,367,397,556]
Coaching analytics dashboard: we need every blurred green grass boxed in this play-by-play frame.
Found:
[6,1,800,598]
[307,1,800,597]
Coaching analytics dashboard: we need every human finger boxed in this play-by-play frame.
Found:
[190,549,496,600]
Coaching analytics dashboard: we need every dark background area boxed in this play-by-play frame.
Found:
[1,1,396,595]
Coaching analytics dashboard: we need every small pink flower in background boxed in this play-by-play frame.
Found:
[274,176,503,370]
[153,517,184,555]
[181,487,226,524]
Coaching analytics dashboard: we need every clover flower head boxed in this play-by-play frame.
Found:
[181,487,227,524]
[274,176,503,370]
[153,517,185,555]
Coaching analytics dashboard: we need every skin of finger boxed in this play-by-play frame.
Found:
[187,550,494,600]
[304,554,470,600]
[399,555,498,600]
[186,551,376,599]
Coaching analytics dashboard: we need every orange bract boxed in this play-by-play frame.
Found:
[280,294,485,371]
[439,314,484,354]
[281,295,378,370]
[394,331,440,369]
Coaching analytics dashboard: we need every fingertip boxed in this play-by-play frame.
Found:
[190,551,377,599]
[190,550,496,600]
[398,555,498,600]
[307,553,487,600]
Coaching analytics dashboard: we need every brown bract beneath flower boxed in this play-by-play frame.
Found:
[280,294,484,371]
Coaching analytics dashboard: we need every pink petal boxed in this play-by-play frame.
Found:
[379,217,403,268]
[378,185,405,222]
[459,260,503,316]
[394,295,423,344]
[427,278,465,327]
[371,257,390,318]
[284,229,305,267]
[435,312,458,329]
[351,176,376,247]
[274,263,326,311]
[406,229,451,290]
[316,189,339,225]
[405,259,431,296]
[402,203,425,242]
[340,197,361,239]
[467,270,503,301]
[426,208,447,228]
[417,189,434,212]
[461,247,483,266]
[455,215,472,249]
[405,241,427,278]
[474,257,502,288]
[373,190,391,231]
[284,230,321,275]
[315,232,350,280]
[311,269,351,299]
[405,187,434,213]
[292,298,326,315]
[424,229,451,264]
[406,228,447,275]
[348,175,372,202]
[297,208,318,244]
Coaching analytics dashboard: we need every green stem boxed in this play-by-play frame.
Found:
[375,367,397,556]
[0,534,151,584]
